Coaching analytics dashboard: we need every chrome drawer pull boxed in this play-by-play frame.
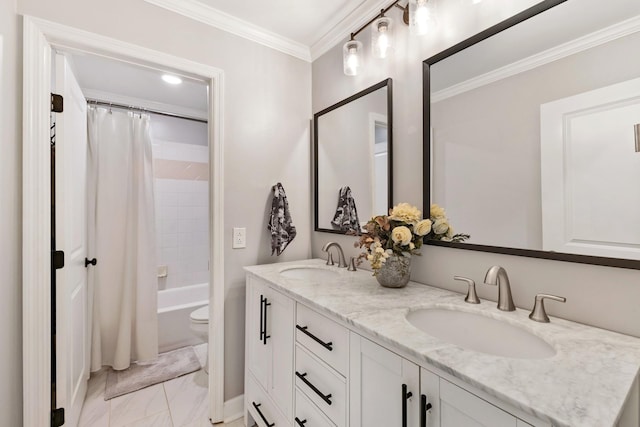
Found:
[296,324,333,351]
[295,371,332,405]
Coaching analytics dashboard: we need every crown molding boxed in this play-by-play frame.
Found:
[432,14,640,103]
[310,0,393,61]
[144,0,312,62]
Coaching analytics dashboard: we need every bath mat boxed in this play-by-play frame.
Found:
[104,346,201,400]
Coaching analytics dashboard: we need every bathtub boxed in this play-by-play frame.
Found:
[157,283,209,353]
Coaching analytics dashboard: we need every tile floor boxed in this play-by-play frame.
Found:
[79,344,245,427]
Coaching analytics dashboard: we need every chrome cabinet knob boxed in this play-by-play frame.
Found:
[454,276,480,304]
[529,293,566,323]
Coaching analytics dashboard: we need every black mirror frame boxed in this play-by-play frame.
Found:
[422,0,640,270]
[314,78,393,234]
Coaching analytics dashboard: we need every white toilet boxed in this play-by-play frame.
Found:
[189,305,209,373]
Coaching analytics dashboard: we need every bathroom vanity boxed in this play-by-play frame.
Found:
[244,259,640,427]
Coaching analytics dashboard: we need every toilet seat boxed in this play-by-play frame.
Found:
[190,305,209,324]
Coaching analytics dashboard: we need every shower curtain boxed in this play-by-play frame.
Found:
[87,107,158,371]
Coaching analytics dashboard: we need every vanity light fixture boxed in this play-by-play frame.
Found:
[409,0,437,35]
[161,74,182,85]
[343,39,363,76]
[342,0,436,76]
[372,16,394,59]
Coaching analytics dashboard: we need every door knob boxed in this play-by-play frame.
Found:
[84,258,97,267]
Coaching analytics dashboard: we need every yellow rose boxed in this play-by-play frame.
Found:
[391,226,412,245]
[414,219,432,236]
[430,203,446,219]
[433,218,449,235]
[389,203,422,224]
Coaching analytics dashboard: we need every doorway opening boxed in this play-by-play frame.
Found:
[22,16,225,427]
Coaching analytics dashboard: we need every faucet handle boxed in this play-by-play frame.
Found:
[326,252,335,266]
[347,256,358,271]
[529,293,566,323]
[454,276,480,304]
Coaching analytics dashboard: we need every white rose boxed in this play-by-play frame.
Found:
[391,226,412,245]
[389,203,422,224]
[430,204,446,219]
[414,219,432,236]
[433,218,449,235]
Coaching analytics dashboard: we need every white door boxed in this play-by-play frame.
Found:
[54,52,89,427]
[350,333,420,427]
[541,77,640,259]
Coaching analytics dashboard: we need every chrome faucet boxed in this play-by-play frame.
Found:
[529,293,566,323]
[322,242,348,268]
[484,266,515,311]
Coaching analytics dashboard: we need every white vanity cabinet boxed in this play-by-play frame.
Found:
[422,367,520,427]
[294,303,350,427]
[246,275,295,426]
[245,261,640,427]
[349,334,420,427]
[348,335,540,427]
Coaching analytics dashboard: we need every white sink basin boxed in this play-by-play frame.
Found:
[279,266,340,281]
[406,308,556,359]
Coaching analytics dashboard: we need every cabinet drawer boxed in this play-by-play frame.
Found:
[296,303,349,376]
[247,374,290,427]
[294,389,336,427]
[295,345,346,427]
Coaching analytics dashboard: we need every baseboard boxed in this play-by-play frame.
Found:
[223,394,244,423]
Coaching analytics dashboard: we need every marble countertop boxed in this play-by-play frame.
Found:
[245,259,640,427]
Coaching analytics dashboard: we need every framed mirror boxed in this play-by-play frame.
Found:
[314,79,393,234]
[423,0,640,269]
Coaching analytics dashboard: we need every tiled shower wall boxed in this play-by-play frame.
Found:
[152,131,209,290]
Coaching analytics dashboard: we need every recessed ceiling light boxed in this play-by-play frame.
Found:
[162,74,182,85]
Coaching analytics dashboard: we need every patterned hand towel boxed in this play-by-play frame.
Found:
[331,186,361,234]
[268,183,297,256]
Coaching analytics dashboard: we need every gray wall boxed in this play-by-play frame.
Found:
[0,0,23,425]
[13,0,312,406]
[311,2,640,339]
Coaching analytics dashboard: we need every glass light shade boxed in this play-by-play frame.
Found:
[409,0,437,35]
[371,16,393,59]
[343,40,363,76]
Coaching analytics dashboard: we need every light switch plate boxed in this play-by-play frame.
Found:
[232,227,246,249]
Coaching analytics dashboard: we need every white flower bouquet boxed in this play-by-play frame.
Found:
[354,203,469,274]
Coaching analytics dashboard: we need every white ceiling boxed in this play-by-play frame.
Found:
[67,52,209,117]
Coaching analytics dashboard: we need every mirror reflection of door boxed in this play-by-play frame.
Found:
[371,114,388,219]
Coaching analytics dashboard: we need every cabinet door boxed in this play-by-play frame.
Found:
[246,276,270,390]
[350,333,420,427]
[439,379,516,427]
[267,288,295,419]
[420,368,440,427]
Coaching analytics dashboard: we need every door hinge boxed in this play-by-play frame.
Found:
[51,407,65,426]
[51,93,63,113]
[52,250,65,270]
